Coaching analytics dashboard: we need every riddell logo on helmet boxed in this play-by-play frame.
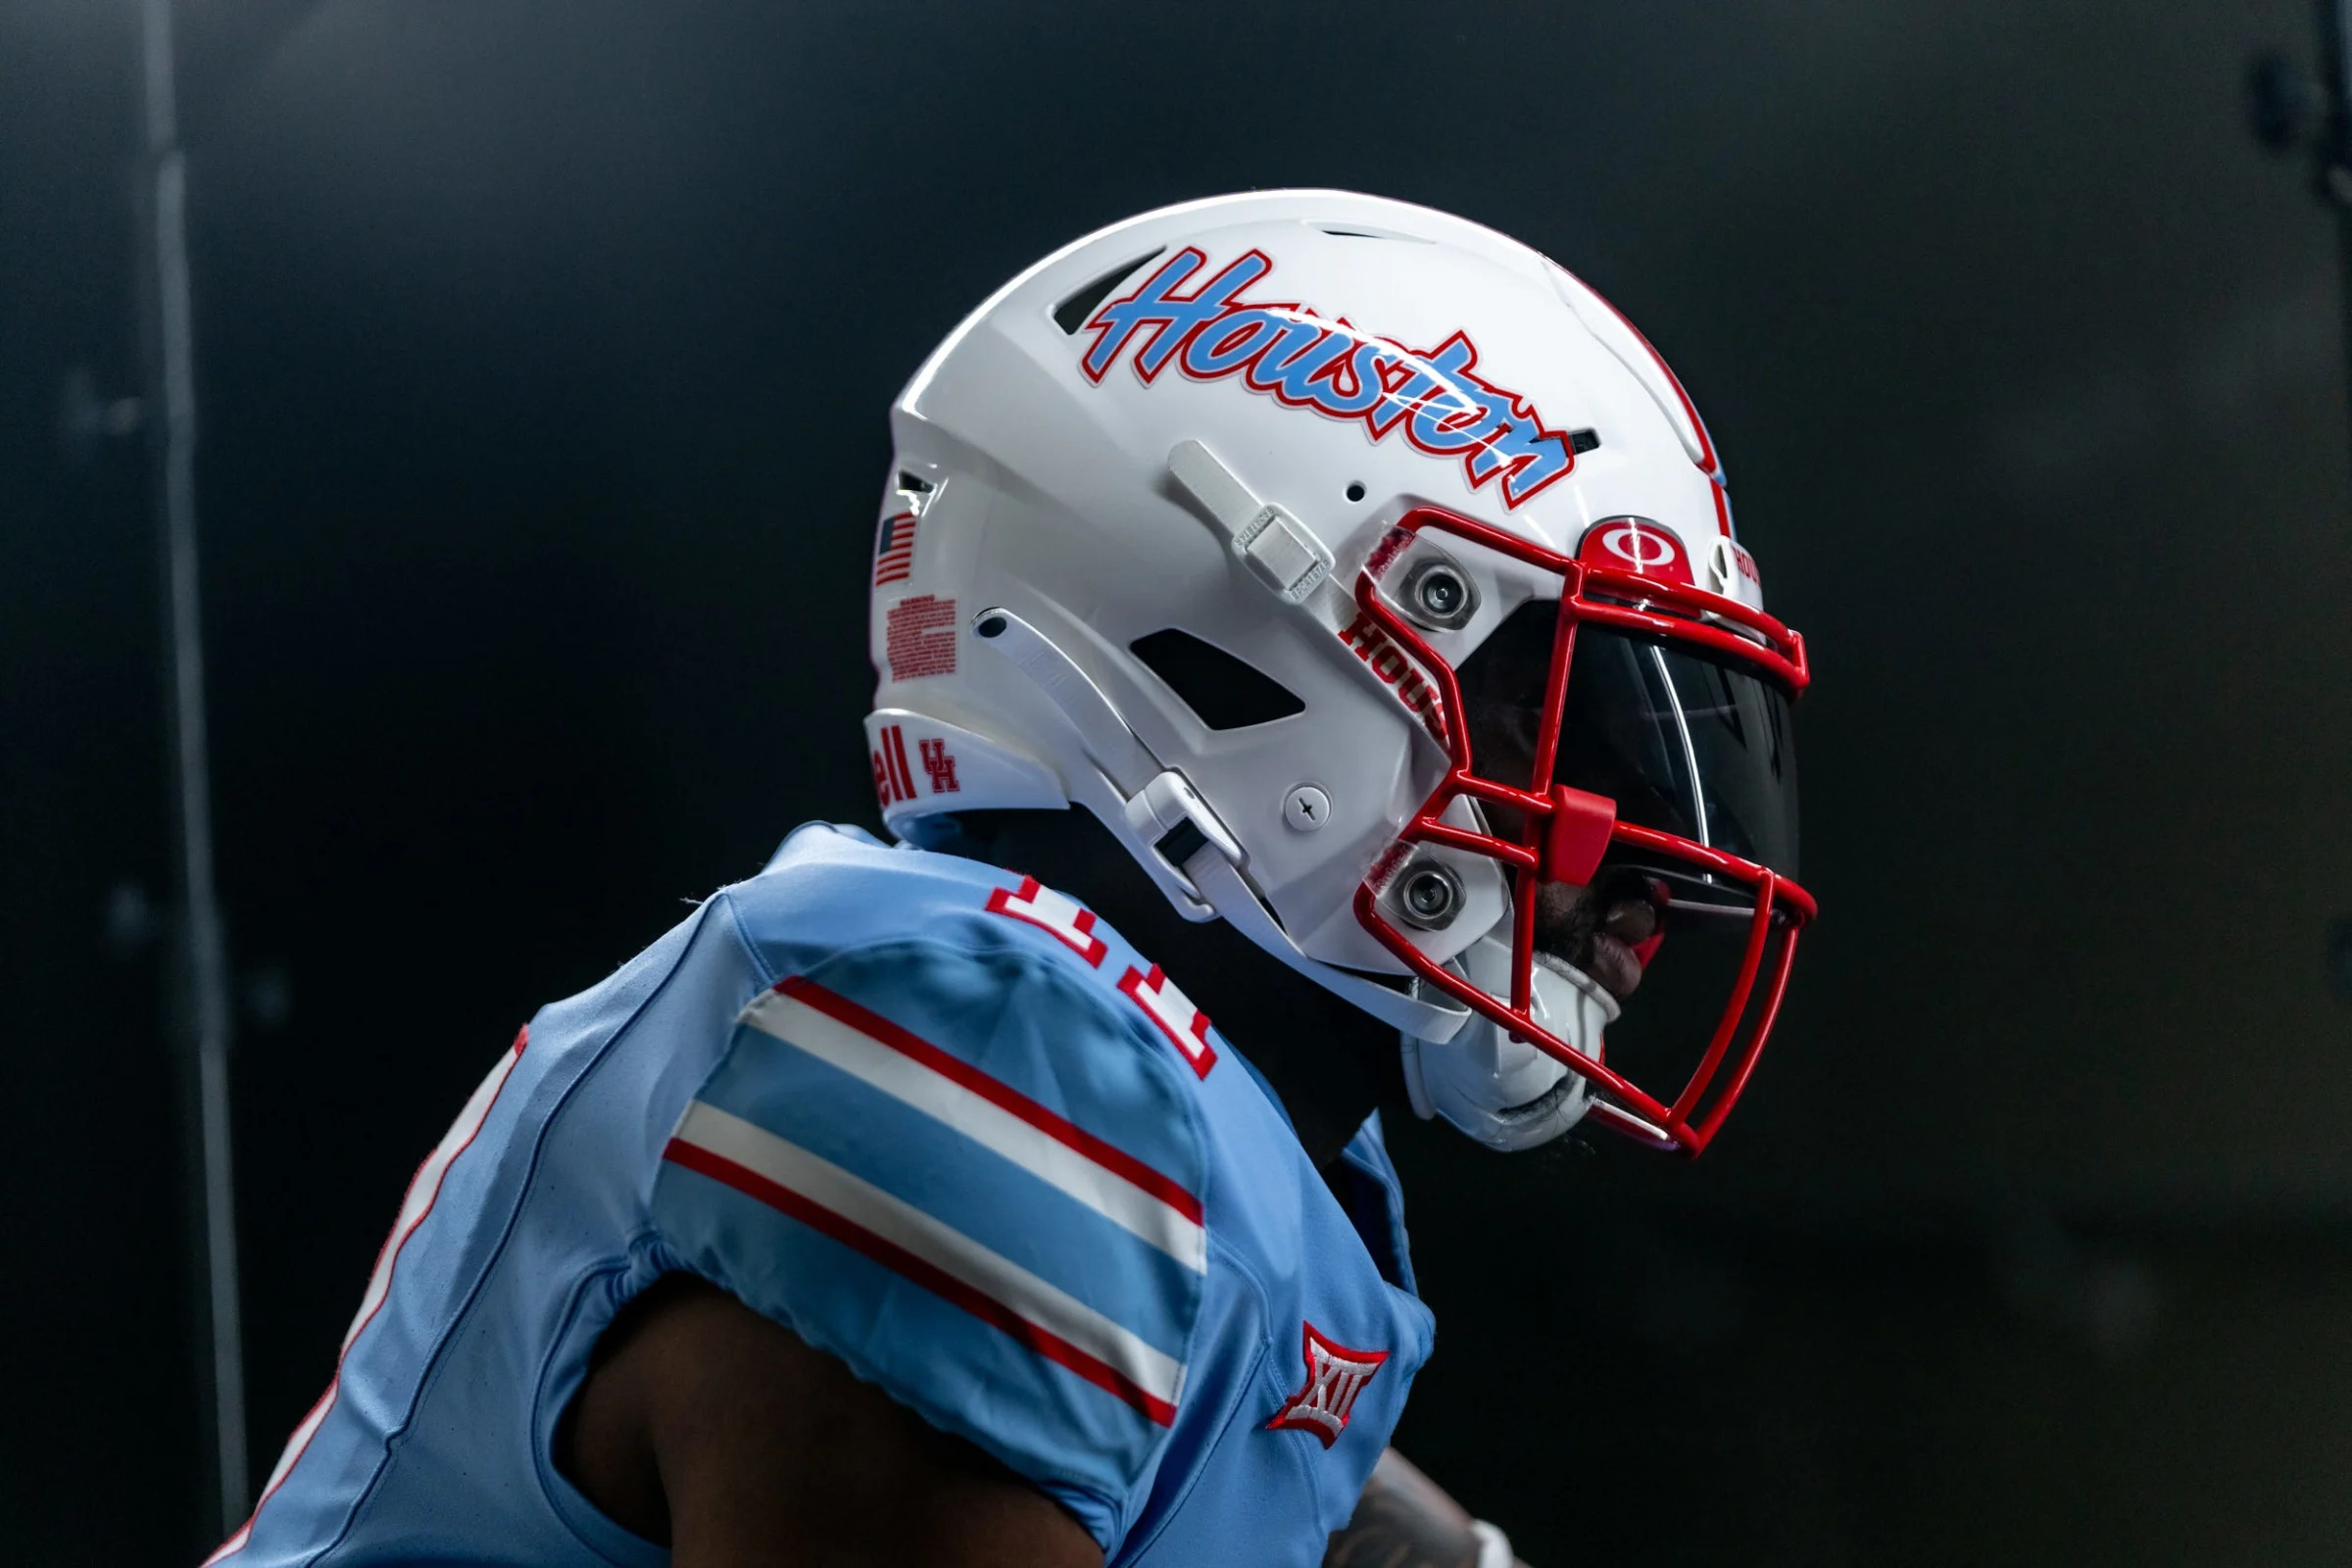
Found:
[1079,248,1577,510]
[1338,612,1449,744]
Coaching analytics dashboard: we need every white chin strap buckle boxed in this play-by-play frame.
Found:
[1167,438,1334,605]
[1122,768,1246,903]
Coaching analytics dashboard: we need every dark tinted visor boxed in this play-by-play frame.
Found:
[1458,603,1800,879]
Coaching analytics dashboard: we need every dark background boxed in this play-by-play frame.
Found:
[7,1,2352,1562]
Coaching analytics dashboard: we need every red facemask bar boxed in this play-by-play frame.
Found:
[1347,506,1817,1157]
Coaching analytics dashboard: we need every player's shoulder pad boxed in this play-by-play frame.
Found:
[713,821,1114,989]
[720,822,1226,1084]
[651,824,1212,1549]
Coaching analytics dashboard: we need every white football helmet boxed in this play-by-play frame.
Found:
[861,190,1813,1155]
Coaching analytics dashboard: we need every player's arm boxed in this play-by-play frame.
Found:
[1325,1448,1530,1568]
[561,1271,1102,1567]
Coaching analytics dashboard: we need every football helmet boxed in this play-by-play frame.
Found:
[861,190,1813,1155]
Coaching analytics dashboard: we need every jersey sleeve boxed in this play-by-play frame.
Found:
[646,932,1211,1552]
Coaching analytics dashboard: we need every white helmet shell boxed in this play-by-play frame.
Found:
[860,190,1790,1152]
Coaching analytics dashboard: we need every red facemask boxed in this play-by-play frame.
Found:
[1346,506,1817,1157]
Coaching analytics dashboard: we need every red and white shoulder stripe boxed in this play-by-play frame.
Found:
[662,976,1204,1425]
[743,978,1202,1267]
[666,1098,1188,1424]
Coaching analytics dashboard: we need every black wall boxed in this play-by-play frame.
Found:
[6,1,2350,1561]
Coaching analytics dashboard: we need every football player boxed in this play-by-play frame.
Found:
[208,190,1811,1568]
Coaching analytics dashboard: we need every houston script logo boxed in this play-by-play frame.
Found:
[1079,248,1578,510]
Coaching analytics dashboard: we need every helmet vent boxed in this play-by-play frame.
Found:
[1130,628,1305,729]
[1316,225,1433,243]
[1054,249,1166,334]
[1571,428,1601,454]
[894,469,936,514]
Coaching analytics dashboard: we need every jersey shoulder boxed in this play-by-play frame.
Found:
[710,819,1114,976]
[653,823,1214,1553]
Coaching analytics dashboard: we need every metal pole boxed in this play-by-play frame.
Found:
[139,0,249,1532]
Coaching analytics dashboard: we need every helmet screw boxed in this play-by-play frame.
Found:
[1399,559,1477,630]
[1394,859,1464,930]
[1283,784,1331,832]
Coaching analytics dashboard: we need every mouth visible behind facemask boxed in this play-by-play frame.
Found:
[1398,932,1622,1152]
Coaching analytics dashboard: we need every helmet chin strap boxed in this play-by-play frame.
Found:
[974,604,1475,1045]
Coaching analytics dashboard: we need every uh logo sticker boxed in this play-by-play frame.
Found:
[1266,1323,1390,1449]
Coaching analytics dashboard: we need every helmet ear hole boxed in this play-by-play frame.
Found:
[1129,628,1305,729]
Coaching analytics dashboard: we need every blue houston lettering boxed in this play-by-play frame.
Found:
[1242,318,1355,404]
[1401,338,1494,454]
[1467,407,1574,507]
[1180,308,1294,378]
[1082,250,1272,383]
[1312,338,1393,418]
[1082,251,1574,510]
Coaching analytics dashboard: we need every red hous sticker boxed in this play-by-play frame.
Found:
[1336,611,1449,746]
[1266,1323,1389,1448]
[1577,515,1692,586]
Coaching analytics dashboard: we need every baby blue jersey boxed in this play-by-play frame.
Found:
[207,823,1434,1568]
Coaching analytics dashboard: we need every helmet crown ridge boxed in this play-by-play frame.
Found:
[865,190,1811,1155]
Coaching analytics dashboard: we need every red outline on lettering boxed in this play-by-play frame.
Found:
[776,977,1201,1224]
[1084,250,1576,510]
[1079,247,1276,386]
[984,875,1109,966]
[662,1134,1179,1426]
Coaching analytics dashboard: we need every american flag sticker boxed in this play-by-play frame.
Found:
[874,512,917,586]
